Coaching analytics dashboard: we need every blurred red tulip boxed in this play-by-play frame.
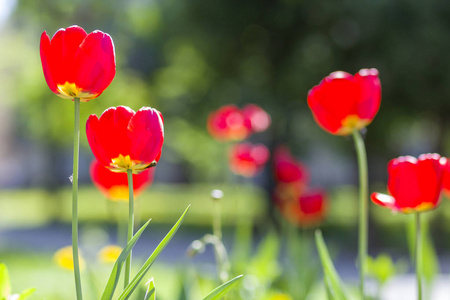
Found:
[86,106,164,174]
[442,160,450,197]
[371,154,447,213]
[307,68,381,135]
[229,142,269,177]
[276,188,327,227]
[90,160,154,201]
[207,105,252,141]
[242,104,271,133]
[40,25,116,101]
[273,146,309,185]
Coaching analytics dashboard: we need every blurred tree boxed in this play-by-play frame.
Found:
[4,0,450,186]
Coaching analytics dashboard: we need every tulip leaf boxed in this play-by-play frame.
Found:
[0,264,11,299]
[143,278,155,300]
[201,274,243,300]
[314,230,348,300]
[100,219,152,300]
[118,205,190,300]
[18,288,36,300]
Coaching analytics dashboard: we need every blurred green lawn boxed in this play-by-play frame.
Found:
[0,184,267,229]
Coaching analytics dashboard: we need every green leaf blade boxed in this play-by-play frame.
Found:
[314,230,348,300]
[144,278,155,300]
[201,274,243,300]
[0,264,11,299]
[100,219,152,300]
[118,205,190,300]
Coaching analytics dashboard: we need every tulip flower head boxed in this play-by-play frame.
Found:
[86,106,164,174]
[207,105,252,141]
[229,142,270,177]
[307,68,381,135]
[371,154,447,213]
[276,188,327,227]
[242,104,271,133]
[273,146,309,186]
[40,25,116,101]
[90,160,154,201]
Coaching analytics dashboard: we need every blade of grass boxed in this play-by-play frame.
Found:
[18,288,36,300]
[118,205,190,300]
[144,279,155,300]
[201,274,243,300]
[0,264,11,298]
[315,230,347,300]
[100,219,151,300]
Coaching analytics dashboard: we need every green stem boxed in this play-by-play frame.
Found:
[213,198,222,240]
[415,213,423,300]
[352,129,368,300]
[124,169,135,288]
[72,97,83,300]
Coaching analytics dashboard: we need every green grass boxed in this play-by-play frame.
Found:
[0,183,267,229]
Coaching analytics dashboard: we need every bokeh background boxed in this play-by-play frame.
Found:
[2,0,450,299]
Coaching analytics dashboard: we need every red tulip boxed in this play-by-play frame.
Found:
[207,105,252,141]
[90,160,154,201]
[40,25,116,101]
[273,146,309,185]
[307,68,381,135]
[86,106,164,174]
[276,188,327,227]
[229,142,269,177]
[442,160,450,197]
[371,154,447,213]
[242,104,271,133]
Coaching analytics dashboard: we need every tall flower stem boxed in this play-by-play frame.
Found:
[72,97,83,300]
[213,197,222,241]
[415,213,423,300]
[124,169,134,288]
[352,129,368,299]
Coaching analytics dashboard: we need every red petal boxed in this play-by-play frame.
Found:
[128,107,164,164]
[355,68,381,120]
[86,107,134,166]
[86,114,111,167]
[371,192,397,210]
[307,71,360,134]
[75,30,116,96]
[90,159,154,200]
[416,154,446,207]
[387,156,422,210]
[47,26,87,86]
[40,31,58,93]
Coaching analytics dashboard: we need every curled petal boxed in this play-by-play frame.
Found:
[371,192,397,210]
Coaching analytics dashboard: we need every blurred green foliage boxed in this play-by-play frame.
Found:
[3,0,450,184]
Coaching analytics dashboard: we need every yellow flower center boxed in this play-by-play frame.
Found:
[109,154,156,174]
[56,82,99,102]
[337,114,371,135]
